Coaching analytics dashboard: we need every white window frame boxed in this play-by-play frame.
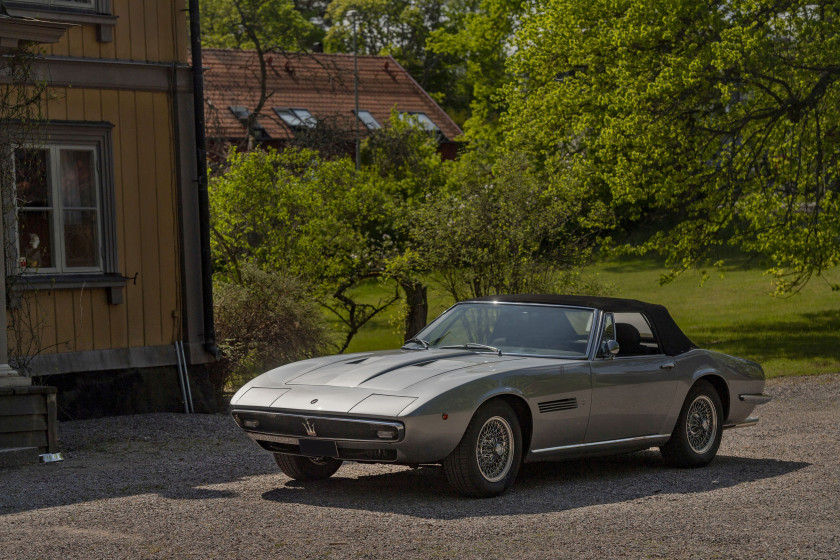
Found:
[14,0,96,10]
[14,144,104,274]
[354,110,381,130]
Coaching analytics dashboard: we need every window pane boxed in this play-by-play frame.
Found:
[60,149,96,207]
[18,210,53,269]
[15,149,51,208]
[63,210,99,268]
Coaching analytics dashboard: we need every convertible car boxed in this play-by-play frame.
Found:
[230,295,772,497]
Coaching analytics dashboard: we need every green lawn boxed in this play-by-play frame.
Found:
[338,258,840,379]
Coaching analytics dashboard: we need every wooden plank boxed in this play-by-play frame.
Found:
[47,393,58,453]
[0,415,48,434]
[83,88,102,121]
[113,0,132,61]
[128,0,147,62]
[153,92,178,345]
[46,86,68,121]
[71,289,93,352]
[118,89,145,348]
[54,290,76,353]
[173,2,188,61]
[64,87,85,121]
[35,290,58,356]
[0,431,47,450]
[144,0,160,62]
[0,395,46,416]
[157,0,175,63]
[135,91,162,347]
[100,89,129,349]
[90,288,112,350]
[81,23,101,59]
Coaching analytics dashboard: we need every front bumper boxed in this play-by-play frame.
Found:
[739,393,773,405]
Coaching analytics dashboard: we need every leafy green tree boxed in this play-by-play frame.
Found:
[427,0,525,141]
[210,147,400,352]
[324,0,471,121]
[414,146,600,302]
[200,0,323,146]
[506,0,840,292]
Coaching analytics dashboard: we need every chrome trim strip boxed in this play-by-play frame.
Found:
[531,434,671,454]
[246,432,298,446]
[739,393,773,404]
[723,417,759,430]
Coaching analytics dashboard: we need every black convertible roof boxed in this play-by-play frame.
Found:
[466,294,697,356]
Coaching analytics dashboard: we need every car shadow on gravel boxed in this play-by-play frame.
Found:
[261,451,809,519]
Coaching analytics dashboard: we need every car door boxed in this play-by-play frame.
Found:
[585,312,681,442]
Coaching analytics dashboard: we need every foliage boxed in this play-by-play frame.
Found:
[413,147,599,301]
[426,0,525,141]
[200,0,322,51]
[210,265,329,392]
[209,146,406,351]
[323,0,471,121]
[505,0,840,294]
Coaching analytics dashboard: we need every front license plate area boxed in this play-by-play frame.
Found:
[298,438,339,458]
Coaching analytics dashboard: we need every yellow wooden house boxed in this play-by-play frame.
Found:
[0,0,215,423]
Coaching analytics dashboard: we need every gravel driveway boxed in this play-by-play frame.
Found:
[1,373,838,559]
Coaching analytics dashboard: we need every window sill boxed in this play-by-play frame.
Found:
[4,4,117,42]
[8,273,126,305]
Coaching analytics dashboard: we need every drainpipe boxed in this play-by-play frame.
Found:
[188,0,218,358]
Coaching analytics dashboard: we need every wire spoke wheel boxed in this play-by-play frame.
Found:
[686,395,717,454]
[475,416,514,483]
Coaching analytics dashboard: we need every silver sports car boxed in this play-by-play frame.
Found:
[230,295,772,497]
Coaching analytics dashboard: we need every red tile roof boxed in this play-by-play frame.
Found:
[201,48,463,143]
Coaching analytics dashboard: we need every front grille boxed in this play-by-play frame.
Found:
[233,410,404,442]
[538,397,578,413]
[255,439,398,462]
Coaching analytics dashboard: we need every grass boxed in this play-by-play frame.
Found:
[335,257,840,379]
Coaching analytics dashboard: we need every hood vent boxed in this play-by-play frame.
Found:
[344,357,370,365]
[538,398,578,413]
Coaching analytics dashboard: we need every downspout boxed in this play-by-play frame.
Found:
[188,0,218,357]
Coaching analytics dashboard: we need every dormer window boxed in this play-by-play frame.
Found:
[229,106,270,139]
[398,111,439,132]
[354,110,381,130]
[274,108,317,129]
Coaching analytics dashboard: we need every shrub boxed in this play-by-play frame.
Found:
[210,265,329,394]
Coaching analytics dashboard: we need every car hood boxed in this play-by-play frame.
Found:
[283,349,523,392]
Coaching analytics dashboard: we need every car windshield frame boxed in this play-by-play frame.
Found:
[405,301,598,360]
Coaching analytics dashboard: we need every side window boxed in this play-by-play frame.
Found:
[613,312,661,356]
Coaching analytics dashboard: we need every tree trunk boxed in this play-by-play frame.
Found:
[402,282,428,341]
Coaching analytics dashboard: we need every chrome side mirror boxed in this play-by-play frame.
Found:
[600,339,620,358]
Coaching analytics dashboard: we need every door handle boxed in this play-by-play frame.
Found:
[660,362,676,369]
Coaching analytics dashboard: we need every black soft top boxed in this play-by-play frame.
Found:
[466,294,697,356]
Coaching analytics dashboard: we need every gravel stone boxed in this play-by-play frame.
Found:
[0,373,838,559]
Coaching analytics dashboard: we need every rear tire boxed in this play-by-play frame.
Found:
[660,380,723,468]
[274,453,342,480]
[443,400,522,498]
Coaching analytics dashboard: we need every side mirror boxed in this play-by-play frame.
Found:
[600,339,620,358]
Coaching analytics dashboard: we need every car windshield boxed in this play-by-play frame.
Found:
[407,303,595,358]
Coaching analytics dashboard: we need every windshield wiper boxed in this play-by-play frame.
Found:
[440,343,502,356]
[401,337,430,350]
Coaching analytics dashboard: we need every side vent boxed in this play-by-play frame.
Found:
[411,360,439,367]
[538,398,578,413]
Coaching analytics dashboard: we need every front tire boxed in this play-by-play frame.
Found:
[660,380,723,468]
[274,453,342,480]
[443,400,523,498]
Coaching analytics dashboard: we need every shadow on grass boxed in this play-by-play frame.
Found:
[261,452,808,520]
[696,310,840,365]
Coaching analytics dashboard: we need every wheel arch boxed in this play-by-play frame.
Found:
[478,393,533,459]
[694,374,730,421]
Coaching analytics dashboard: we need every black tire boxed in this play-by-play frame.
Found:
[274,453,342,481]
[443,400,523,498]
[660,380,724,468]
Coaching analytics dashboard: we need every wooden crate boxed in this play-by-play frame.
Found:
[0,385,58,454]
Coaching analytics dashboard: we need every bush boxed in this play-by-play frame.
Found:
[210,265,329,394]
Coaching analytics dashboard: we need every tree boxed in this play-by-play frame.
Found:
[505,0,840,292]
[200,0,322,147]
[323,0,471,121]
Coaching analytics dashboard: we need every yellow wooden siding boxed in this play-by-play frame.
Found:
[44,0,187,64]
[7,88,183,355]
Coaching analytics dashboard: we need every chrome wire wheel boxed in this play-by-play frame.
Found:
[475,415,514,483]
[686,395,717,454]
